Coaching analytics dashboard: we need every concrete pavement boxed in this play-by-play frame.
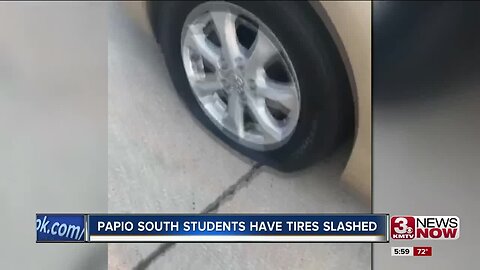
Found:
[0,2,107,269]
[108,3,369,269]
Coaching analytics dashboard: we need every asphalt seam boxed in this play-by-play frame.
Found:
[133,163,262,270]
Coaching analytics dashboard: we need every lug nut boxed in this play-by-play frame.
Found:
[249,79,256,89]
[240,92,246,101]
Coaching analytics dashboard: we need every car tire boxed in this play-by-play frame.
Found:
[150,1,353,171]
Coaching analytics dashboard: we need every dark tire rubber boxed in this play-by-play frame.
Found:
[150,1,354,172]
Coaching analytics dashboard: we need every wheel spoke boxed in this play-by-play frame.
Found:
[210,11,243,67]
[224,93,245,137]
[256,73,297,111]
[197,94,217,108]
[245,29,278,78]
[246,95,283,141]
[192,73,223,97]
[184,24,222,67]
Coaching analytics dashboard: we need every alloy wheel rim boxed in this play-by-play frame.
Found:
[181,2,301,151]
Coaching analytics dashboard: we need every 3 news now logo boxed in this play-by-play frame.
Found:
[391,216,460,240]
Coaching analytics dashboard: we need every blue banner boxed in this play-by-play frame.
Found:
[87,214,388,243]
[36,214,86,242]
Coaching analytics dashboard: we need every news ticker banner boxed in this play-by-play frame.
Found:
[36,214,461,243]
[36,214,389,243]
[36,214,86,242]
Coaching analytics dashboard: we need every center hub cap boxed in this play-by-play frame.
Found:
[230,74,244,93]
[223,73,245,94]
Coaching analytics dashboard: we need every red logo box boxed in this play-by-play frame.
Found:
[391,216,415,240]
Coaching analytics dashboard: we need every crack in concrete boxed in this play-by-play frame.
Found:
[133,163,262,270]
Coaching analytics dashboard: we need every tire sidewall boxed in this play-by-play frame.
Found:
[156,1,351,170]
